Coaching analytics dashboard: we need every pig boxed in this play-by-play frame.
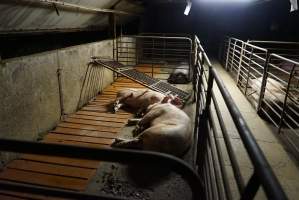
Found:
[248,77,298,127]
[278,59,299,75]
[111,102,192,157]
[113,88,183,115]
[249,77,284,96]
[168,62,192,84]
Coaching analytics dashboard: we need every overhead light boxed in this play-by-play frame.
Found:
[184,0,192,15]
[290,0,298,12]
[199,0,254,2]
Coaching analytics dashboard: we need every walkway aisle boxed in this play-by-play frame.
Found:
[0,77,144,199]
[212,60,299,200]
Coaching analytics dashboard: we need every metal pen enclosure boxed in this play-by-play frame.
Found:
[222,37,299,159]
[0,34,287,200]
[115,34,193,81]
[194,36,286,200]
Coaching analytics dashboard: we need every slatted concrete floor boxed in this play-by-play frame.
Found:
[0,77,145,199]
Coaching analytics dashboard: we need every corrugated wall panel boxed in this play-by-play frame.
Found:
[0,0,142,33]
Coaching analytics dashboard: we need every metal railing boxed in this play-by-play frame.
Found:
[225,38,268,97]
[115,35,193,80]
[194,36,287,200]
[222,37,299,159]
[218,37,229,67]
[248,40,299,60]
[77,61,108,109]
[0,139,204,200]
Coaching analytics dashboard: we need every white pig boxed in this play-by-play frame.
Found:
[112,102,192,157]
[278,60,299,75]
[113,88,183,114]
[249,77,298,127]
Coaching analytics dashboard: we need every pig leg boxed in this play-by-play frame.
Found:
[113,92,133,113]
[133,124,144,137]
[133,109,163,136]
[136,108,146,117]
[138,109,163,127]
[113,99,123,113]
[127,118,142,126]
[111,138,142,149]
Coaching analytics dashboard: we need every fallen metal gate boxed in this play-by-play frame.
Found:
[91,58,191,101]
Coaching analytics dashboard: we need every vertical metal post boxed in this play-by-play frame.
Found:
[152,38,154,78]
[110,13,116,60]
[240,172,260,200]
[244,46,254,95]
[56,50,65,119]
[257,51,270,112]
[229,40,237,72]
[192,40,198,103]
[237,41,245,84]
[189,39,193,81]
[135,37,137,66]
[225,38,232,70]
[193,74,200,167]
[278,64,296,133]
[196,66,214,177]
[193,42,203,166]
[205,66,214,108]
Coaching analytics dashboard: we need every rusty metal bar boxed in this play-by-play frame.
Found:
[13,0,136,15]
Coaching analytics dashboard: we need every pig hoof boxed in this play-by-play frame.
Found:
[112,107,118,113]
[111,138,125,147]
[133,126,141,137]
[127,118,141,126]
[135,112,143,118]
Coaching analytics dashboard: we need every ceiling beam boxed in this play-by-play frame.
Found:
[12,0,138,15]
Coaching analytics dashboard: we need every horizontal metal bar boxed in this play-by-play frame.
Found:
[13,0,136,15]
[240,172,260,200]
[0,27,103,35]
[0,138,204,200]
[0,181,125,200]
[269,53,299,65]
[141,53,190,57]
[244,43,268,52]
[140,32,192,38]
[124,35,193,44]
[211,68,287,200]
[248,40,299,45]
[211,91,245,193]
[207,107,232,200]
[141,48,191,52]
[229,37,245,43]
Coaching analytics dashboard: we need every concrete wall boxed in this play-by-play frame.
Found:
[0,39,114,167]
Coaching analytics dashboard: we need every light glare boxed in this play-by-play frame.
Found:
[199,0,254,2]
[184,1,192,15]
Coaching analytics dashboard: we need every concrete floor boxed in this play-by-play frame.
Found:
[211,60,299,200]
